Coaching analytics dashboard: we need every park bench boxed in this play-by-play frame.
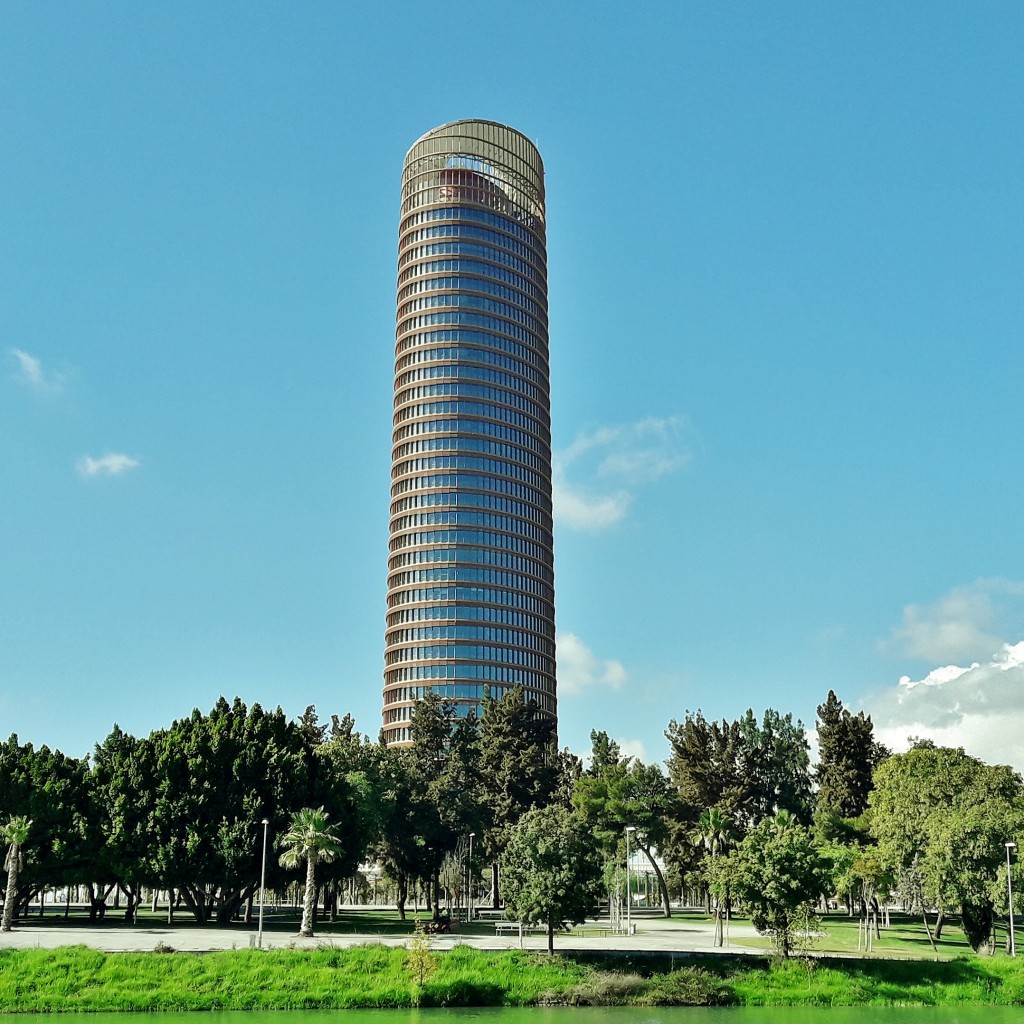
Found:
[494,921,547,935]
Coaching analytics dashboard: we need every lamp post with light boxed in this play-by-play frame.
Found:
[257,818,269,949]
[1007,841,1017,958]
[625,826,636,936]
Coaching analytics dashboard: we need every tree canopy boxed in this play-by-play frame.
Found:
[870,745,1024,950]
[500,804,603,954]
[814,690,887,819]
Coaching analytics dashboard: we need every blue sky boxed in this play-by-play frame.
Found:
[3,2,1023,770]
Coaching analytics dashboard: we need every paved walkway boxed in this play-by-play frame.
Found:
[0,914,765,956]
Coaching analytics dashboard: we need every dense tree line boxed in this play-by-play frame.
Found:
[2,688,1022,956]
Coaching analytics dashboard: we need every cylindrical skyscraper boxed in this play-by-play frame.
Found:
[382,120,556,745]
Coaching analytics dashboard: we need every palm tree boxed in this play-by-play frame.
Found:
[2,816,31,933]
[279,807,343,937]
[690,808,735,947]
[690,807,735,858]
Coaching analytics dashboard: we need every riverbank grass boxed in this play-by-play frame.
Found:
[2,945,1024,1011]
[0,945,601,1011]
[728,954,1024,1006]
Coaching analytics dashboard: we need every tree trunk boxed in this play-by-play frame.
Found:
[179,885,208,924]
[396,873,408,921]
[491,862,500,909]
[299,855,317,936]
[922,909,938,953]
[218,895,235,924]
[934,909,945,941]
[1,843,20,932]
[547,919,554,955]
[639,844,672,918]
[120,884,141,922]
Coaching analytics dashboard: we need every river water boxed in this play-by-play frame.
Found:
[10,1009,1017,1024]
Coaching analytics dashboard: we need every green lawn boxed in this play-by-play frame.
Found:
[20,904,1017,962]
[718,910,1005,959]
[25,905,479,938]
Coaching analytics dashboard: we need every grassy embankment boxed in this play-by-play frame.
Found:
[3,945,1024,1011]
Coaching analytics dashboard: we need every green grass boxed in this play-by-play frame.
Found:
[729,911,990,959]
[0,946,599,1011]
[25,905,508,941]
[2,945,1024,1012]
[725,955,1024,1006]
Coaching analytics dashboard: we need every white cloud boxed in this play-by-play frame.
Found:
[617,738,649,763]
[865,641,1024,772]
[557,631,627,696]
[8,348,66,394]
[552,484,631,530]
[77,453,141,478]
[553,416,691,531]
[885,579,1024,663]
[575,737,650,769]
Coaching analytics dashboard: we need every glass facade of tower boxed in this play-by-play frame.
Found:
[382,120,556,746]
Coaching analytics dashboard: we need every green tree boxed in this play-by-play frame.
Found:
[407,694,485,914]
[148,697,318,923]
[374,694,485,918]
[666,712,744,823]
[711,813,827,957]
[813,690,888,818]
[404,922,438,995]
[501,804,603,954]
[89,726,160,921]
[0,735,91,908]
[666,708,811,833]
[279,806,343,937]
[691,806,736,859]
[371,745,422,920]
[551,747,583,808]
[689,806,736,945]
[738,708,813,825]
[1,816,31,932]
[313,722,393,916]
[572,730,676,916]
[870,745,1024,950]
[477,686,556,906]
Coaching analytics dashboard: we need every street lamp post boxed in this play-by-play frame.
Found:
[1007,841,1017,958]
[625,826,636,936]
[468,832,475,922]
[258,818,269,949]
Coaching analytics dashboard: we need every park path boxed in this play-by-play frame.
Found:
[0,914,765,956]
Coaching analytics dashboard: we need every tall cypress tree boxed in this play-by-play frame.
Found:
[477,686,556,907]
[405,693,484,915]
[814,690,888,819]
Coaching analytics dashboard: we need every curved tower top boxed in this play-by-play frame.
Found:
[383,119,557,745]
[400,120,546,231]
